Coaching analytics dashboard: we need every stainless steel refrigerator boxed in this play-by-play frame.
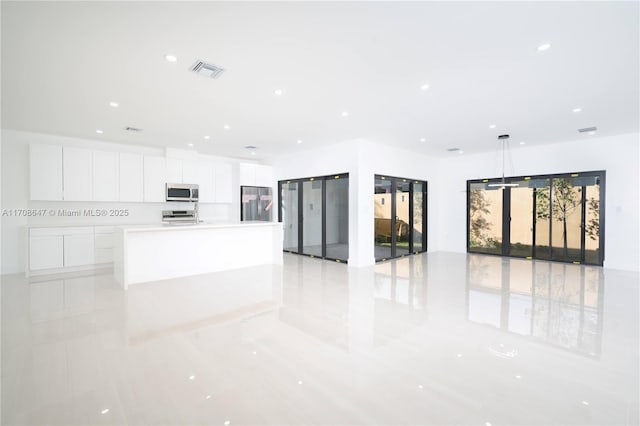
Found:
[241,186,273,221]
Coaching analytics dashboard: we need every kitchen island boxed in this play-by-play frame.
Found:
[113,221,283,289]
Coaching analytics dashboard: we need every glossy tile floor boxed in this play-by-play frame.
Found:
[2,252,639,425]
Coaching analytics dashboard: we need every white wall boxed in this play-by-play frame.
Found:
[274,133,639,272]
[273,139,438,267]
[431,132,639,272]
[272,139,361,263]
[1,129,244,274]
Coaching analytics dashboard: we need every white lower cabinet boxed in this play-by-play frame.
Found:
[29,232,64,271]
[94,226,115,264]
[63,230,95,267]
[28,227,107,274]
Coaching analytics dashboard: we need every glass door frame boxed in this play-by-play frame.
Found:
[374,174,428,262]
[466,170,606,266]
[278,173,349,263]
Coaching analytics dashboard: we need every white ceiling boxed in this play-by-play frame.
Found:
[2,1,638,160]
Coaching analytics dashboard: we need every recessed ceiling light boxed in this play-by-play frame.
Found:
[95,129,103,134]
[417,385,424,389]
[537,43,551,52]
[298,380,303,385]
[581,401,590,406]
[223,124,230,130]
[420,84,430,91]
[224,421,231,426]
[251,151,256,156]
[519,141,526,145]
[109,102,119,108]
[297,140,303,144]
[205,395,212,400]
[187,143,194,147]
[189,375,195,380]
[165,54,177,62]
[458,150,464,155]
[572,107,582,113]
[341,111,349,117]
[204,135,210,140]
[489,124,496,129]
[101,409,110,415]
[274,89,283,96]
[588,131,596,135]
[420,138,426,142]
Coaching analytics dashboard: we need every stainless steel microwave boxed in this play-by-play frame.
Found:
[166,183,199,202]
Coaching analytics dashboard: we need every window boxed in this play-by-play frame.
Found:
[375,175,427,261]
[467,171,605,266]
[278,174,349,263]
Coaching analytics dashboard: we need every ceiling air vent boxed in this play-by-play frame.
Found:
[578,126,597,133]
[245,145,257,150]
[190,60,226,79]
[124,126,143,132]
[447,147,460,152]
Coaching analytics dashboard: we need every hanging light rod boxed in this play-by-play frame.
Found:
[487,134,519,189]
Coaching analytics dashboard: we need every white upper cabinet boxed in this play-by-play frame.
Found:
[197,162,216,203]
[92,150,119,202]
[215,163,233,203]
[30,144,63,201]
[143,155,166,202]
[254,165,274,187]
[239,163,273,188]
[165,157,182,183]
[239,163,256,187]
[182,159,199,184]
[119,152,143,202]
[63,147,93,201]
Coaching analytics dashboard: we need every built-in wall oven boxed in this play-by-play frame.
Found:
[166,183,199,202]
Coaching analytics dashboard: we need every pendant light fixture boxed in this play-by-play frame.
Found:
[487,134,519,189]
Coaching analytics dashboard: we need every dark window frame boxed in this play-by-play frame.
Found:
[278,173,349,263]
[466,170,606,266]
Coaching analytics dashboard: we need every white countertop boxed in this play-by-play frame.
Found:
[119,221,282,233]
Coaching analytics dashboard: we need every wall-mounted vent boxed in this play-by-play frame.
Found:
[190,60,226,79]
[124,126,143,132]
[447,147,460,152]
[578,126,597,133]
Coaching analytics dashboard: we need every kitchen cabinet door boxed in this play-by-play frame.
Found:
[254,165,274,188]
[143,156,166,202]
[197,162,216,203]
[165,157,182,183]
[239,163,256,186]
[63,146,93,201]
[119,152,143,202]
[63,230,95,267]
[30,144,63,201]
[215,163,233,203]
[92,150,119,201]
[29,234,64,271]
[182,160,199,185]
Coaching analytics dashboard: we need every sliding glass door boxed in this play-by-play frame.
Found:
[302,179,323,257]
[374,175,427,262]
[281,181,300,253]
[325,175,349,261]
[467,171,605,266]
[278,174,349,263]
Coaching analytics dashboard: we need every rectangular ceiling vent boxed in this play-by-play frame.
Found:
[447,147,460,152]
[578,126,597,133]
[124,126,143,132]
[190,60,226,79]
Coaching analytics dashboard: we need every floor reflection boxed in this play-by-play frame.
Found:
[2,252,638,425]
[466,255,603,357]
